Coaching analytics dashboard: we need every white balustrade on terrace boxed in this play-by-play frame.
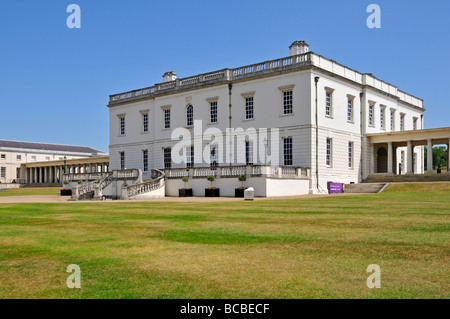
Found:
[165,165,310,179]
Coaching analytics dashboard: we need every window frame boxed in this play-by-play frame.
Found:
[390,108,396,131]
[186,145,194,168]
[210,144,218,168]
[324,87,334,118]
[140,110,149,133]
[283,137,293,166]
[368,103,375,127]
[241,92,255,121]
[400,113,405,131]
[347,95,355,123]
[163,148,172,169]
[348,141,354,169]
[143,149,148,172]
[326,138,333,167]
[117,114,126,136]
[161,106,171,130]
[120,151,125,170]
[186,104,194,127]
[380,105,386,130]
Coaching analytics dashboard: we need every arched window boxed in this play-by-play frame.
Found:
[186,105,193,127]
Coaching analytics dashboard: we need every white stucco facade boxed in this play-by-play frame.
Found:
[107,42,425,195]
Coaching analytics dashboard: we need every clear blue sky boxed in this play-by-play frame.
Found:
[1,0,449,152]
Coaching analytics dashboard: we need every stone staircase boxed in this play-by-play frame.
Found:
[364,173,450,183]
[344,183,388,193]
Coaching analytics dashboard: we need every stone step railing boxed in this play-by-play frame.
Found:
[122,169,165,199]
[63,172,109,182]
[165,165,310,179]
[70,169,142,201]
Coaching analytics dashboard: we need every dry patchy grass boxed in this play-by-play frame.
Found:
[0,183,449,298]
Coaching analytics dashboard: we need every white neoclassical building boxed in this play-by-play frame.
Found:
[0,140,107,186]
[104,41,448,197]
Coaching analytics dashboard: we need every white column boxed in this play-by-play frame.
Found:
[369,144,374,174]
[406,140,413,174]
[447,140,449,173]
[34,168,37,183]
[49,166,53,183]
[427,139,433,173]
[387,142,393,174]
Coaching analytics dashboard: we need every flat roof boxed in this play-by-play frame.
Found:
[0,140,106,155]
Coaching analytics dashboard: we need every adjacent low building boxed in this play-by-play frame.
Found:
[0,140,107,185]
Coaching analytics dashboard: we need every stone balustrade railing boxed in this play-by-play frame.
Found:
[63,172,109,182]
[109,53,311,105]
[122,169,165,199]
[109,50,423,109]
[165,165,310,179]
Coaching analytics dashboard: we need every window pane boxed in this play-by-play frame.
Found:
[245,97,254,120]
[283,138,293,166]
[283,91,293,115]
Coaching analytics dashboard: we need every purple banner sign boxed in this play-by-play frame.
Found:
[329,183,343,193]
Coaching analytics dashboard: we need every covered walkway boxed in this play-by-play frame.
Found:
[22,156,109,184]
[367,127,450,175]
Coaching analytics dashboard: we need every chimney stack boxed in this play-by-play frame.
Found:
[289,41,309,56]
[163,71,177,82]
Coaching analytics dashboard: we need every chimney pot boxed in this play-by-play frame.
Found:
[163,71,177,82]
[289,41,309,56]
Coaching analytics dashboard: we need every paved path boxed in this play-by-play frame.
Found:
[0,193,364,204]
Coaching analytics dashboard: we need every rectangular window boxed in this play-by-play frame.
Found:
[400,114,405,131]
[283,90,293,115]
[326,138,332,167]
[347,99,353,122]
[186,146,194,168]
[380,107,385,130]
[143,150,148,172]
[413,118,418,130]
[16,168,20,179]
[0,167,5,178]
[164,109,171,129]
[245,141,254,165]
[210,144,218,167]
[31,156,36,161]
[120,152,125,170]
[186,105,194,127]
[390,111,395,131]
[120,117,125,135]
[17,155,21,161]
[0,154,5,159]
[210,102,218,124]
[245,97,254,120]
[368,105,374,126]
[325,92,332,117]
[283,137,293,166]
[348,142,354,169]
[164,148,172,169]
[45,157,50,161]
[142,113,149,133]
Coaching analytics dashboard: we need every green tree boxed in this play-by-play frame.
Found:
[425,146,448,170]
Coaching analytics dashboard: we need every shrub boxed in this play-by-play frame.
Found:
[63,180,70,185]
[77,180,84,185]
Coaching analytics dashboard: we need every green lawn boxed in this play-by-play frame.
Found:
[0,182,449,299]
[0,187,60,196]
